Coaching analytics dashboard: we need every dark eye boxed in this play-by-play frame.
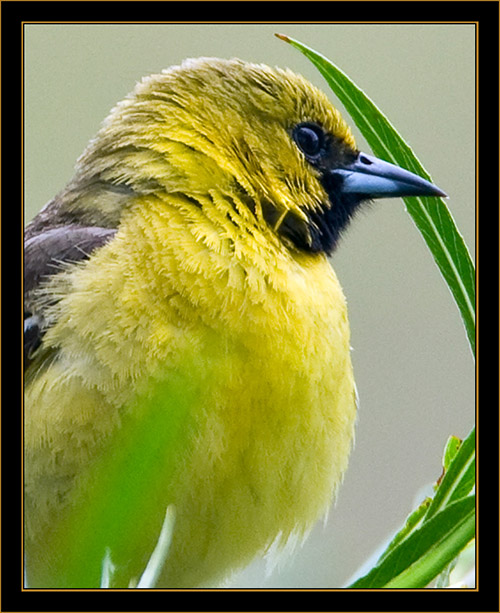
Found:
[293,123,325,158]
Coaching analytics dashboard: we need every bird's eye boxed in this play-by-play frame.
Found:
[293,123,325,158]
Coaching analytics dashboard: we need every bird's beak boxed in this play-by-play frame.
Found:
[332,152,447,198]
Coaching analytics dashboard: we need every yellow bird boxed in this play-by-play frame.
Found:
[24,57,445,588]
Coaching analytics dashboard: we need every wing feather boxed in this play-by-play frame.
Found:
[24,225,116,368]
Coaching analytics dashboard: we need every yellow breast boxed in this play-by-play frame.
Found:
[25,193,356,587]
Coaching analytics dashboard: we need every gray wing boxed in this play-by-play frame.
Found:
[24,225,116,369]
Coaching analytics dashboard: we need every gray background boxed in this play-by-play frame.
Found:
[24,23,475,588]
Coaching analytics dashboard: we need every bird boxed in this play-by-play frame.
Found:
[24,56,446,588]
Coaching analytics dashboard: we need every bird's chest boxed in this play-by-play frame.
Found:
[157,273,352,496]
[146,281,357,586]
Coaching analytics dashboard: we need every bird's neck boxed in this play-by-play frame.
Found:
[43,189,348,391]
[118,191,340,328]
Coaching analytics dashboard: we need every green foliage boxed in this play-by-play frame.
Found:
[36,363,201,588]
[348,429,475,588]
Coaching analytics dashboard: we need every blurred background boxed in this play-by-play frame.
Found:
[24,23,475,588]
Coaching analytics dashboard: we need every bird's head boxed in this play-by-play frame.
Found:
[64,57,445,255]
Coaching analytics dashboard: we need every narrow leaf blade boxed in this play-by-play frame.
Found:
[426,427,476,520]
[349,495,476,588]
[278,35,476,356]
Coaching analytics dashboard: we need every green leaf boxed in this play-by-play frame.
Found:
[347,428,475,588]
[442,435,463,474]
[276,34,476,357]
[426,427,476,519]
[348,495,475,588]
[376,496,432,565]
[29,347,212,588]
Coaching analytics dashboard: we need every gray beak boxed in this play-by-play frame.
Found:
[333,152,447,198]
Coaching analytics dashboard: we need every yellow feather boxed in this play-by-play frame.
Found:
[25,58,357,588]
